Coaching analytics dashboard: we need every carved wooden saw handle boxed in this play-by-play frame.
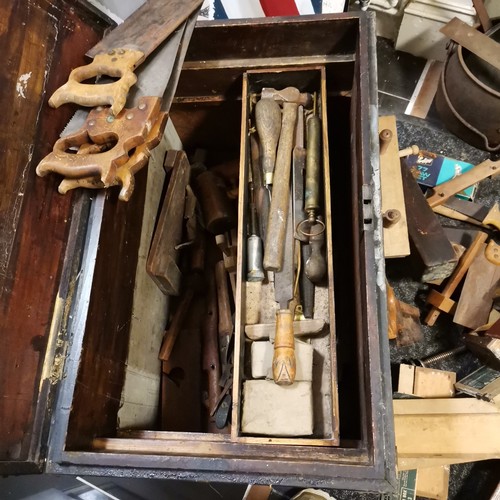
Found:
[49,49,144,116]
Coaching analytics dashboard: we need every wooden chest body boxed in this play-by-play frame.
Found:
[0,6,395,492]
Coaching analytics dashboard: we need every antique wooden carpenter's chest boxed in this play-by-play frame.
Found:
[0,1,395,492]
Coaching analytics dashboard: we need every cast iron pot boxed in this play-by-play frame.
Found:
[436,22,500,152]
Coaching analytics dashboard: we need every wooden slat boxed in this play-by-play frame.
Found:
[146,150,191,296]
[91,437,362,462]
[395,398,500,469]
[393,397,499,415]
[379,115,410,258]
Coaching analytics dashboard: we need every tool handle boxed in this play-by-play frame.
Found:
[305,223,327,284]
[272,309,296,385]
[215,261,233,337]
[305,115,322,214]
[263,102,298,271]
[49,49,144,116]
[255,98,282,185]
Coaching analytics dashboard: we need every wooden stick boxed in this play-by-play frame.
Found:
[158,288,195,361]
[426,159,499,208]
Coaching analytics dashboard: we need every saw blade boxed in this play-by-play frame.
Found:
[443,197,490,222]
[60,10,196,139]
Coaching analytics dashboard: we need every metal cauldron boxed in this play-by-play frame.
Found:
[436,22,500,152]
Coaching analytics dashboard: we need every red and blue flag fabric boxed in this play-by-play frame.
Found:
[198,0,346,20]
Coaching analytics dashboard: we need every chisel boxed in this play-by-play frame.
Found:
[272,195,296,385]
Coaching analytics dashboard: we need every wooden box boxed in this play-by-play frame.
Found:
[0,6,396,493]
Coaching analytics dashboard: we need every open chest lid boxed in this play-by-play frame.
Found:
[0,0,201,475]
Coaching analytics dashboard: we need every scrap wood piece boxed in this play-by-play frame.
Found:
[394,398,500,470]
[425,231,488,326]
[426,159,500,208]
[397,364,456,398]
[379,115,410,258]
[454,244,500,329]
[146,150,191,296]
[416,466,450,500]
[401,161,457,283]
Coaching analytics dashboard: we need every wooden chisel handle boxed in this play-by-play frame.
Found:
[255,98,281,185]
[264,102,298,271]
[273,309,296,385]
[215,260,233,337]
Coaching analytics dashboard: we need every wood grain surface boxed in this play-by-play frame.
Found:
[0,0,105,462]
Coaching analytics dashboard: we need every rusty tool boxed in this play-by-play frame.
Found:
[264,101,298,271]
[255,97,282,186]
[272,195,296,385]
[215,260,233,366]
[261,87,313,109]
[297,111,326,239]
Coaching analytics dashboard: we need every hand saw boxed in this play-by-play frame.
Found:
[36,3,200,201]
[49,0,202,116]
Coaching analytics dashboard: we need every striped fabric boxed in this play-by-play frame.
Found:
[198,0,346,20]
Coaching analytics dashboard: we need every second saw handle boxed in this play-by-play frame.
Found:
[272,309,296,385]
